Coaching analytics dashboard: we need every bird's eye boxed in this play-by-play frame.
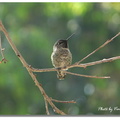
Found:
[59,41,63,45]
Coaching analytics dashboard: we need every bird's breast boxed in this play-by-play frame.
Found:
[51,48,72,68]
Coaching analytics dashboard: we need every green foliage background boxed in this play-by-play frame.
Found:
[0,2,120,115]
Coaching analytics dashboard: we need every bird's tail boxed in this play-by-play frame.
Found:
[57,70,66,80]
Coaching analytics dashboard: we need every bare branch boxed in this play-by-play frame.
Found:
[44,99,50,115]
[30,66,57,72]
[51,98,76,103]
[68,56,120,69]
[0,33,7,63]
[0,21,66,115]
[75,32,120,65]
[65,71,110,79]
[30,55,120,75]
[28,55,120,80]
[0,21,29,68]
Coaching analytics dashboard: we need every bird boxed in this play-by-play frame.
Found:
[51,33,74,80]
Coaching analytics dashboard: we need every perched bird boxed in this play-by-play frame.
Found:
[51,33,74,80]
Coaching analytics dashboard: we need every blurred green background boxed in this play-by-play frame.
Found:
[0,2,120,115]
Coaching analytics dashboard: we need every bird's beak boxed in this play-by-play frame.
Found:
[66,33,75,41]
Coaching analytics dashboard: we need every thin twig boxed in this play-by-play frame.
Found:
[0,34,4,58]
[51,98,76,103]
[65,71,110,79]
[44,98,50,115]
[0,33,7,63]
[30,67,57,72]
[75,32,120,65]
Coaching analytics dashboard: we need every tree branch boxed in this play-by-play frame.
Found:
[51,98,76,103]
[44,97,50,115]
[65,71,110,79]
[0,33,7,63]
[0,21,67,115]
[29,56,120,79]
[75,32,120,64]
[0,20,120,115]
[68,56,120,69]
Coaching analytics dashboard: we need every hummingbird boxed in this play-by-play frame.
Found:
[51,33,74,80]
